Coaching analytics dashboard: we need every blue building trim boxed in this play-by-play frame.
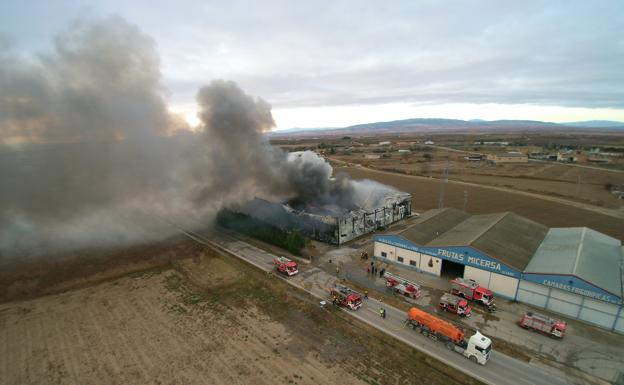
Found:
[374,235,521,278]
[374,234,623,305]
[521,273,621,305]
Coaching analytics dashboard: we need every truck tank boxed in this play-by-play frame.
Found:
[407,307,465,344]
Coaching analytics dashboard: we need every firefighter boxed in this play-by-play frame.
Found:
[364,290,368,299]
[379,307,386,319]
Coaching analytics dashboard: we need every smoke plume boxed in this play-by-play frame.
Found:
[0,16,396,260]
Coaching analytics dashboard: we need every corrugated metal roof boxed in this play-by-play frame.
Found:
[471,213,549,271]
[427,212,508,246]
[399,209,548,271]
[401,208,470,245]
[526,228,623,295]
[427,212,548,270]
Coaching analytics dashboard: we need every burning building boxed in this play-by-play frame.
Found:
[238,190,412,245]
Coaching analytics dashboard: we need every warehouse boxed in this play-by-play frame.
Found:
[520,228,624,332]
[373,208,624,332]
[238,191,412,245]
[374,208,547,298]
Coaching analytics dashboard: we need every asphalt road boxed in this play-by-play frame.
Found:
[196,229,573,385]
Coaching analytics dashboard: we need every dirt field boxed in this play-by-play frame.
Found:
[340,166,624,240]
[332,146,624,210]
[0,245,482,385]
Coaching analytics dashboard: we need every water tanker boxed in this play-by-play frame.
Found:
[406,307,491,365]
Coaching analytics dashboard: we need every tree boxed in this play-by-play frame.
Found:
[423,153,432,161]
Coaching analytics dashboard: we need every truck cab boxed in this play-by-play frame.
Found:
[463,331,492,365]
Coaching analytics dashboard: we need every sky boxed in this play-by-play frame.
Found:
[1,0,623,130]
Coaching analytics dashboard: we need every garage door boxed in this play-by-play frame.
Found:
[489,273,519,299]
[517,280,549,308]
[578,299,618,329]
[464,266,491,287]
[547,288,581,318]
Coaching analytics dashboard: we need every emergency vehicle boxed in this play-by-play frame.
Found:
[273,256,299,276]
[439,293,472,316]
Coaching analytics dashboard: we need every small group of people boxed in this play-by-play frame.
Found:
[366,262,386,278]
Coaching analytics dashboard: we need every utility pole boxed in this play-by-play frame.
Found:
[576,175,581,199]
[438,165,449,209]
[463,190,469,212]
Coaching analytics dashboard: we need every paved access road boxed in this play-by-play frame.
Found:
[201,230,572,385]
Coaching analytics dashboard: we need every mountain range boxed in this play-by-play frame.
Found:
[271,119,624,136]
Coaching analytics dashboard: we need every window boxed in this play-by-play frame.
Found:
[397,256,404,263]
[381,252,387,258]
[409,260,416,266]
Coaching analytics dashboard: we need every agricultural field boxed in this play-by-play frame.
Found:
[0,243,481,385]
[340,165,624,240]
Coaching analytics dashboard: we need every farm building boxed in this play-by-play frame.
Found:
[373,208,624,333]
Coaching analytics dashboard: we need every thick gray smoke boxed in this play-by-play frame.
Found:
[195,80,397,210]
[0,16,396,260]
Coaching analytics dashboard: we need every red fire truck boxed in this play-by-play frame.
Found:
[383,272,422,299]
[329,284,363,311]
[519,312,567,339]
[450,278,495,310]
[439,293,472,316]
[273,256,299,276]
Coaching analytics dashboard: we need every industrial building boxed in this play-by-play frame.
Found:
[373,208,624,333]
[240,192,412,245]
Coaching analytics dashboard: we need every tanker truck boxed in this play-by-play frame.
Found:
[406,307,491,365]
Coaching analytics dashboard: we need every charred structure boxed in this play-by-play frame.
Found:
[238,192,412,245]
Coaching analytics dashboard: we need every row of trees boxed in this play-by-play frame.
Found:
[216,210,306,255]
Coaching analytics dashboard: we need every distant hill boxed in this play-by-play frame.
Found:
[561,120,624,128]
[271,118,624,137]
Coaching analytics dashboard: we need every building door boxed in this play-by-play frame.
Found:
[441,259,464,278]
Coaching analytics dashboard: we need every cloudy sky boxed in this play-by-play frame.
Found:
[1,0,623,130]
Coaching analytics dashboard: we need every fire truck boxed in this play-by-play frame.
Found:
[519,312,567,339]
[273,256,299,276]
[450,278,495,310]
[383,272,422,299]
[439,293,472,316]
[406,307,491,365]
[329,284,363,311]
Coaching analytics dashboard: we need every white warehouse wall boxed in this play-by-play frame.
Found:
[374,242,397,262]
